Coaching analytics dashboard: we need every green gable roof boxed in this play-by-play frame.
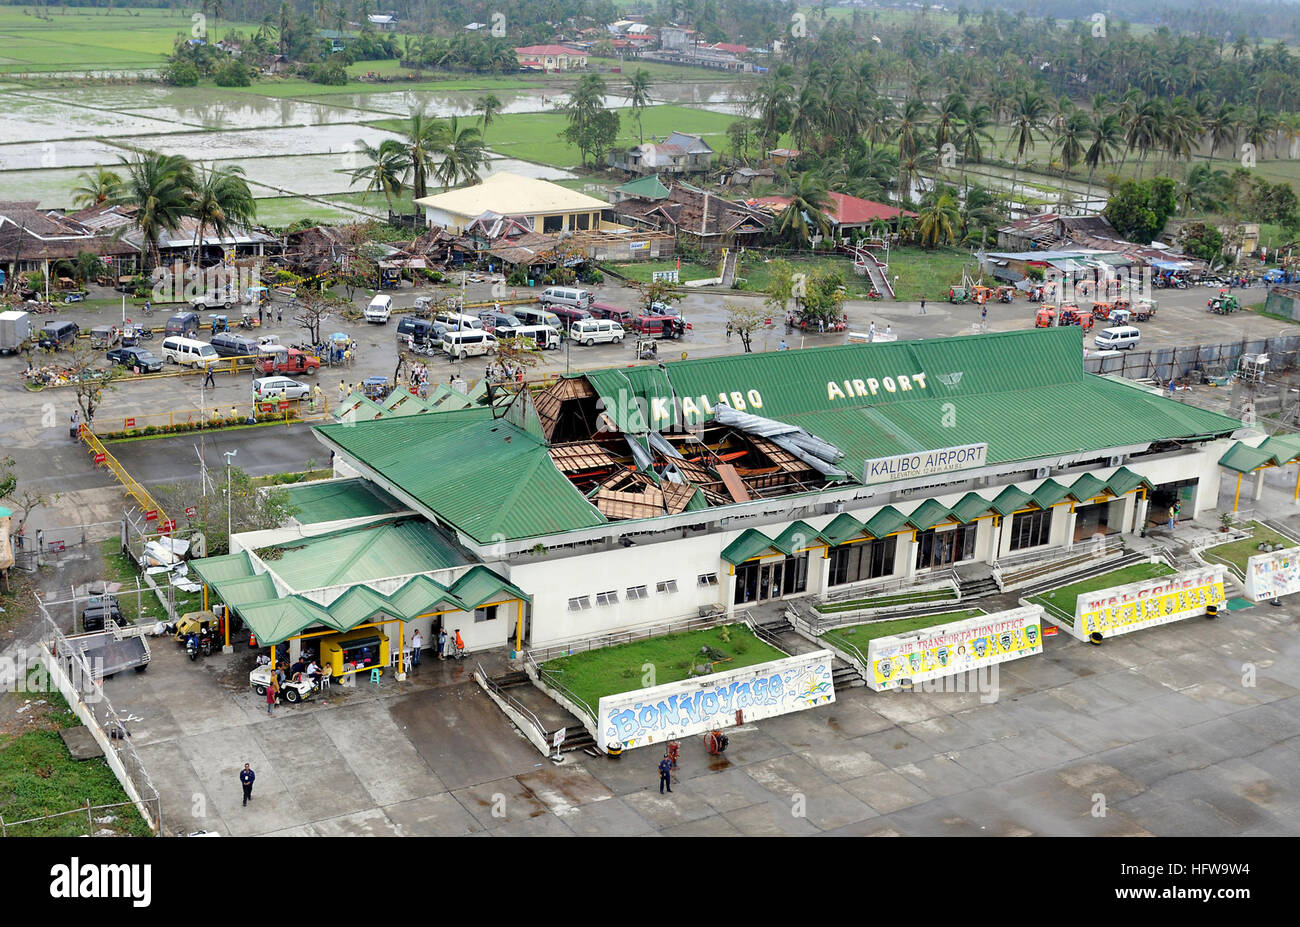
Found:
[1066,473,1109,501]
[821,513,866,545]
[314,407,606,543]
[722,528,779,565]
[1030,479,1071,509]
[283,479,407,525]
[990,485,1034,516]
[259,518,473,589]
[449,565,532,608]
[617,174,670,200]
[906,499,955,532]
[771,520,827,554]
[950,492,995,523]
[1104,467,1153,497]
[863,505,910,538]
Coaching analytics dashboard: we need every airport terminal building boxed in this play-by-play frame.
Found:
[191,328,1243,660]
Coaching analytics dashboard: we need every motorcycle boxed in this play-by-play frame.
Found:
[198,628,215,657]
[186,635,199,661]
[867,289,882,301]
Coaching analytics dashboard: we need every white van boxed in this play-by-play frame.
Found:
[508,324,561,350]
[513,306,562,329]
[365,294,393,324]
[433,311,484,331]
[570,318,625,346]
[441,330,497,360]
[540,286,593,310]
[161,335,220,368]
[1094,326,1141,351]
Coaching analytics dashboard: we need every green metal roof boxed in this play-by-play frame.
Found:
[1217,433,1300,474]
[990,485,1034,516]
[771,520,827,554]
[1030,479,1072,509]
[821,512,867,545]
[210,574,278,609]
[238,597,335,646]
[1066,473,1109,501]
[950,492,995,523]
[863,505,910,537]
[722,528,779,565]
[386,574,466,616]
[617,174,670,200]
[259,518,473,589]
[906,499,955,531]
[1104,467,1152,497]
[188,552,255,585]
[283,479,408,525]
[314,407,606,543]
[449,565,532,608]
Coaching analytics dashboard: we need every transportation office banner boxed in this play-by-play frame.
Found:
[1070,565,1227,640]
[1244,545,1300,602]
[598,650,835,751]
[865,605,1044,691]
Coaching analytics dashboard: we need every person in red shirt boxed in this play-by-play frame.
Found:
[454,629,465,654]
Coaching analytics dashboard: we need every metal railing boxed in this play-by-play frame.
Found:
[476,663,551,744]
[1,799,150,838]
[526,609,735,664]
[79,427,169,528]
[821,568,958,604]
[523,649,597,727]
[993,535,1125,586]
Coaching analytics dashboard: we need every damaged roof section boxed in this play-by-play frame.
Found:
[538,376,847,521]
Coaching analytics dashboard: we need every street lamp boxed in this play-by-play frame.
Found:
[224,449,237,552]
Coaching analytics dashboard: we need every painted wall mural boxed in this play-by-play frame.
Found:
[865,605,1044,691]
[1244,546,1300,602]
[1070,565,1226,640]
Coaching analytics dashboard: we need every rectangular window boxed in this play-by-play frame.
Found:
[474,605,498,623]
[697,573,718,586]
[595,590,619,606]
[914,525,976,571]
[656,579,679,594]
[543,214,563,233]
[1010,509,1054,551]
[626,585,649,600]
[828,536,898,586]
[567,596,590,611]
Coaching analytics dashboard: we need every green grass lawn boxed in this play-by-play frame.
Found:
[820,608,985,658]
[884,247,982,302]
[1202,521,1298,577]
[1029,561,1176,623]
[609,260,721,284]
[324,189,418,214]
[541,623,786,712]
[0,674,151,836]
[815,587,958,614]
[253,195,366,227]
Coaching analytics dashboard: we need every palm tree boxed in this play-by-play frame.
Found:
[399,108,444,201]
[432,116,486,189]
[1124,97,1165,178]
[1243,107,1277,163]
[1178,163,1229,215]
[954,103,993,189]
[1203,102,1238,163]
[775,171,834,248]
[475,94,503,145]
[110,152,196,272]
[1082,112,1122,205]
[71,165,122,208]
[1005,90,1049,206]
[188,164,256,267]
[348,138,411,211]
[751,69,795,153]
[917,188,959,249]
[1053,107,1089,190]
[626,69,652,143]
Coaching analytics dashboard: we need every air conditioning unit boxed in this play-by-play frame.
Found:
[1108,455,1124,468]
[826,501,844,515]
[1034,467,1050,480]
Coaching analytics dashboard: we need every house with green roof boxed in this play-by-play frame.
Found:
[290,328,1242,651]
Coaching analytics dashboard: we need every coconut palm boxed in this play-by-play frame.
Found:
[774,171,834,248]
[954,103,993,189]
[917,187,959,249]
[348,138,411,211]
[475,94,503,145]
[188,164,256,267]
[432,116,486,189]
[110,152,196,272]
[1082,112,1122,205]
[626,69,652,143]
[71,165,122,208]
[1005,90,1049,204]
[399,108,443,201]
[1202,102,1238,163]
[1053,107,1089,184]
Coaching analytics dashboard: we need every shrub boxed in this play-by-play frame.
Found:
[307,61,347,86]
[214,60,251,87]
[507,268,529,287]
[163,60,200,86]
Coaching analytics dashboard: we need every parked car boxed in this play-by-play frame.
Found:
[38,320,79,350]
[540,286,594,309]
[210,332,261,358]
[632,315,686,338]
[589,301,633,326]
[364,294,393,323]
[251,376,310,401]
[189,291,235,310]
[161,335,221,367]
[88,325,120,348]
[106,347,163,373]
[165,311,201,337]
[81,598,125,633]
[477,310,521,333]
[549,304,593,328]
[570,318,625,345]
[256,346,320,376]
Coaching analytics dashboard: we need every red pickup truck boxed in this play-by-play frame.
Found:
[257,347,320,376]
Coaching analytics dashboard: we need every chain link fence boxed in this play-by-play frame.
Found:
[8,520,119,574]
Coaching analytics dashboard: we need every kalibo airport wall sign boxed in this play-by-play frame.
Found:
[863,443,988,485]
[865,605,1044,691]
[1244,545,1300,602]
[598,650,835,751]
[1069,565,1227,640]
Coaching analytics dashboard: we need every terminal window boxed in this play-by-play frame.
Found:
[1010,509,1053,551]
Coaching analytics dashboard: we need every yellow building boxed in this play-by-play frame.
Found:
[415,172,613,235]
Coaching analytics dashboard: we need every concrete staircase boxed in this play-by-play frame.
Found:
[955,563,999,599]
[755,614,865,689]
[489,669,598,755]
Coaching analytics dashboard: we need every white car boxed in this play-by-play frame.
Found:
[365,294,393,323]
[252,376,310,401]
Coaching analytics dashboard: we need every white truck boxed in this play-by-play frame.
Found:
[0,309,31,354]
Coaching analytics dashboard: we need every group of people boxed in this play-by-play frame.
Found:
[486,361,526,384]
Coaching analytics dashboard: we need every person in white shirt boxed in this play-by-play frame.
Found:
[306,660,321,684]
[410,629,423,668]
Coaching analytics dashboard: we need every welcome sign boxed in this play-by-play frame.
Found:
[863,443,988,485]
[1244,545,1300,601]
[597,650,835,751]
[1070,565,1227,640]
[865,605,1044,691]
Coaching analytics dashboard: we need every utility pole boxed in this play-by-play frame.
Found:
[224,449,237,551]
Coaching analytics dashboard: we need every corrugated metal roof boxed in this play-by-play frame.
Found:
[771,520,826,553]
[721,529,776,565]
[284,479,407,525]
[387,574,465,616]
[991,485,1033,515]
[449,565,531,608]
[189,552,254,585]
[1067,473,1108,500]
[261,518,473,589]
[211,574,278,609]
[238,597,336,646]
[1030,479,1071,509]
[950,492,995,523]
[864,506,909,537]
[906,499,954,531]
[1104,467,1153,496]
[821,512,866,545]
[314,408,606,543]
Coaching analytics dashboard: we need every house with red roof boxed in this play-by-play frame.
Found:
[747,191,917,236]
[514,45,587,71]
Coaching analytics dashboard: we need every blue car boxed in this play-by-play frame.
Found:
[106,347,163,373]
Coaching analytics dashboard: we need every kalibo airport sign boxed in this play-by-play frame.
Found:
[598,650,835,751]
[1069,565,1227,640]
[865,605,1044,691]
[863,443,988,485]
[1244,545,1300,602]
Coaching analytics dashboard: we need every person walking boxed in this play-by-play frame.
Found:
[311,384,322,412]
[338,379,346,403]
[240,763,255,806]
[868,320,876,341]
[265,681,276,715]
[277,306,283,324]
[658,753,673,794]
[258,304,264,325]
[920,298,926,315]
[437,628,447,660]
[203,365,215,389]
[885,324,892,339]
[69,409,80,440]
[410,629,423,669]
